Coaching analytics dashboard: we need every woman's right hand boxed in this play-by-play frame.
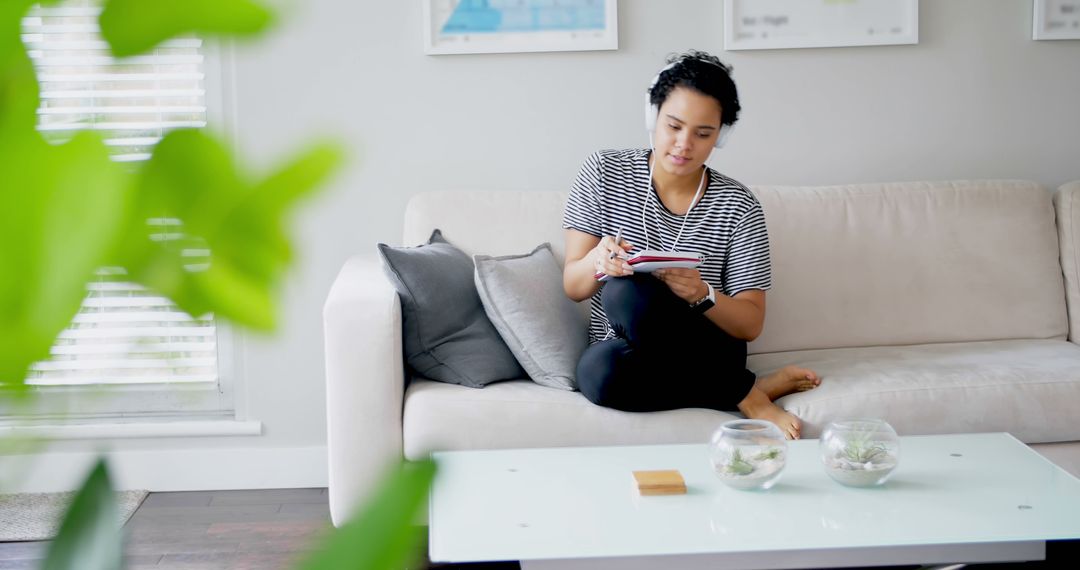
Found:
[592,235,634,279]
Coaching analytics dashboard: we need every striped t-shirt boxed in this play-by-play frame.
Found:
[562,148,772,344]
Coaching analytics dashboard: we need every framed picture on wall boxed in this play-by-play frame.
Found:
[1033,0,1080,40]
[423,0,618,55]
[724,0,919,51]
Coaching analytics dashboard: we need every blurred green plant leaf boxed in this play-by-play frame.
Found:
[0,127,128,387]
[0,0,42,134]
[112,129,343,330]
[299,459,436,570]
[2,2,407,566]
[41,458,123,570]
[100,0,274,57]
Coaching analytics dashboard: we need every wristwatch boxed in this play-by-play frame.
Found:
[691,282,716,313]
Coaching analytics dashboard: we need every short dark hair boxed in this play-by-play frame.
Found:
[649,50,741,126]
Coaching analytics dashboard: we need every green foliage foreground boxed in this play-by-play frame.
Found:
[0,1,433,569]
[0,0,342,390]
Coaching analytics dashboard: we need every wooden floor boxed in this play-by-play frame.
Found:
[0,488,1074,569]
[0,488,518,570]
[2,488,329,570]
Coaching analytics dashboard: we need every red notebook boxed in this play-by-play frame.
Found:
[595,250,702,281]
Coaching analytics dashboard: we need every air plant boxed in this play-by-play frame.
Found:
[725,449,756,476]
[754,447,783,462]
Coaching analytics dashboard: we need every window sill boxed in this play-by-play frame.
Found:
[0,419,262,440]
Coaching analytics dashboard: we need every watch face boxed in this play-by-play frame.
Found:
[694,299,715,313]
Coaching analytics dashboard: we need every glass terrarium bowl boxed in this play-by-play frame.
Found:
[709,419,787,491]
[820,418,901,487]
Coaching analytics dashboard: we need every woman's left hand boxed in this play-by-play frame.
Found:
[654,268,709,304]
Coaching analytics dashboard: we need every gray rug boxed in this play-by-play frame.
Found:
[0,490,148,542]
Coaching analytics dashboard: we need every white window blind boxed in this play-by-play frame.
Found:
[21,1,222,399]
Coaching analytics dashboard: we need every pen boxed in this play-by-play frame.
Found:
[609,228,623,260]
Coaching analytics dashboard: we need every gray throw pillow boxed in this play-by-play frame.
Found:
[377,229,526,388]
[473,243,587,391]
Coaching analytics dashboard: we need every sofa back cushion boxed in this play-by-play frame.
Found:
[404,191,570,263]
[403,181,1068,354]
[403,191,590,323]
[1055,181,1080,344]
[748,180,1067,353]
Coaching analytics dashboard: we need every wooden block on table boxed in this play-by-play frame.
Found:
[632,469,686,496]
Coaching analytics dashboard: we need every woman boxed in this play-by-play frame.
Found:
[562,50,819,439]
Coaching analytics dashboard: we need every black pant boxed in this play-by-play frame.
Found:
[576,274,756,412]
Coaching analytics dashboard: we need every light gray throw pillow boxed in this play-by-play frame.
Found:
[377,229,526,388]
[473,243,588,391]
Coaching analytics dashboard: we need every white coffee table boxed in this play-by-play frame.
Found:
[429,433,1080,569]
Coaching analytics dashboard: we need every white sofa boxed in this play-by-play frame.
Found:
[324,179,1080,525]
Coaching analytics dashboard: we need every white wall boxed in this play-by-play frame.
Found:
[9,0,1078,492]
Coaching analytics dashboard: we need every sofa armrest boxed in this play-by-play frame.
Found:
[1056,181,1080,346]
[324,255,405,526]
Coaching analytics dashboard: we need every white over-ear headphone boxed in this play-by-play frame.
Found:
[645,57,735,149]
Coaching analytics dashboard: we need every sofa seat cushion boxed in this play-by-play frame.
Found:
[751,339,1080,443]
[402,379,739,460]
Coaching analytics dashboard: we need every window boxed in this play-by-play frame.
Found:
[15,1,232,418]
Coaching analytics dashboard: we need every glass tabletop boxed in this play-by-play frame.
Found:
[429,433,1080,563]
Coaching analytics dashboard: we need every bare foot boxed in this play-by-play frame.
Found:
[755,365,820,402]
[738,386,803,440]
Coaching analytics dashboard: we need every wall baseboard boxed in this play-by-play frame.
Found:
[0,445,328,493]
